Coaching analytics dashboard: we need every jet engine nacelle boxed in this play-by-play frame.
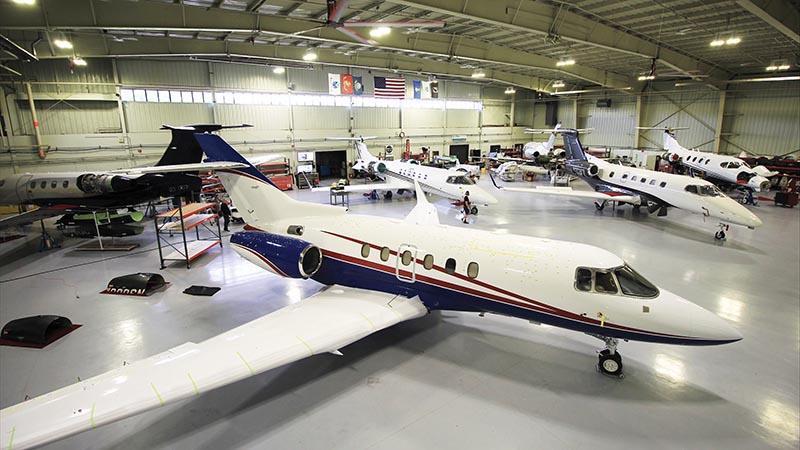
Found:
[77,174,134,194]
[230,231,322,279]
[740,172,770,192]
[586,163,600,177]
[367,161,387,174]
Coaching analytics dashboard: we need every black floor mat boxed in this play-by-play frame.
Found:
[183,285,221,296]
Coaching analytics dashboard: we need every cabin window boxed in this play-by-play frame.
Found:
[685,185,698,194]
[608,171,615,178]
[621,174,628,179]
[30,181,36,189]
[705,159,710,165]
[423,254,434,270]
[360,244,370,258]
[380,247,390,262]
[401,250,413,266]
[594,271,618,294]
[640,178,646,183]
[659,182,667,187]
[40,181,47,189]
[631,176,638,181]
[614,265,659,298]
[467,262,479,279]
[62,180,69,188]
[445,175,474,185]
[649,179,656,185]
[575,268,592,292]
[50,181,57,189]
[445,258,457,275]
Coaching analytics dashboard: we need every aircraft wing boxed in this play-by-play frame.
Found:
[405,180,440,226]
[109,161,248,175]
[490,155,530,164]
[0,285,427,450]
[312,177,413,193]
[751,165,779,178]
[499,185,640,204]
[0,206,69,229]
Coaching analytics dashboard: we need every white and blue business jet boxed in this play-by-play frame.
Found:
[0,133,742,449]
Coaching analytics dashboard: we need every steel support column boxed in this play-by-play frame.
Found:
[713,90,727,154]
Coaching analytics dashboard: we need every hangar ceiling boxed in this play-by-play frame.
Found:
[0,0,798,92]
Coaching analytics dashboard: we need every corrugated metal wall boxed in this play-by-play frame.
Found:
[722,82,800,155]
[118,60,209,87]
[124,102,213,132]
[17,101,120,135]
[211,63,286,91]
[19,59,115,94]
[640,90,719,151]
[578,96,637,147]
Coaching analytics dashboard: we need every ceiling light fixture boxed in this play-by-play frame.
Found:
[552,80,565,88]
[725,36,741,45]
[12,0,36,5]
[637,75,655,81]
[766,59,791,71]
[471,71,486,78]
[71,57,87,66]
[369,26,391,38]
[272,66,285,74]
[54,39,73,49]
[302,51,318,61]
[504,87,516,94]
[778,64,791,70]
[710,38,725,47]
[710,31,741,47]
[556,58,575,67]
[766,65,778,71]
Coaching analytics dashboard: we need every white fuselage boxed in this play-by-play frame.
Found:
[0,172,98,204]
[663,132,770,191]
[587,155,762,229]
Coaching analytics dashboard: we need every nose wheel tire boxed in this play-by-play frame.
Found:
[714,230,726,240]
[598,349,624,377]
[470,206,479,215]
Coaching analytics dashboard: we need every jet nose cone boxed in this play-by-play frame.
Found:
[693,304,743,344]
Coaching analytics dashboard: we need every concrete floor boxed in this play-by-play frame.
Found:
[1,179,798,450]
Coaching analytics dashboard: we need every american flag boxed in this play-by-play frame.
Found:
[374,76,405,98]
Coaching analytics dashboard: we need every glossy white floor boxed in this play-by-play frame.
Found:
[1,179,798,450]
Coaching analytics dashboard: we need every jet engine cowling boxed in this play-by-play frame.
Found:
[77,174,135,194]
[367,161,387,174]
[230,231,322,279]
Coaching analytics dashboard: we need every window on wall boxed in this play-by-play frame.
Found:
[158,90,171,102]
[170,91,183,102]
[133,89,146,102]
[145,90,158,102]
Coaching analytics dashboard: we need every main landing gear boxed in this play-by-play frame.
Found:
[470,206,479,215]
[715,223,729,241]
[591,335,624,377]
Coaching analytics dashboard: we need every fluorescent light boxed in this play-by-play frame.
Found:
[302,51,317,61]
[552,81,565,88]
[369,26,391,38]
[71,57,87,66]
[54,39,73,49]
[272,66,285,74]
[12,0,36,5]
[556,58,575,67]
[766,65,778,71]
[725,36,741,45]
[637,75,655,81]
[504,87,516,94]
[710,39,725,47]
[471,71,486,78]
[778,64,791,70]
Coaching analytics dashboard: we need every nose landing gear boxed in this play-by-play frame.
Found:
[591,335,624,377]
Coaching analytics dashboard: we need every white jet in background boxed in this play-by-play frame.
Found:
[639,127,776,191]
[317,137,498,214]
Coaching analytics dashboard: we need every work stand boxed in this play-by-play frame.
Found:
[154,202,222,269]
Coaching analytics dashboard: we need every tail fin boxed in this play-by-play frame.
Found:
[561,130,588,161]
[355,141,377,162]
[195,133,342,228]
[156,124,252,167]
[545,122,561,150]
[663,130,685,154]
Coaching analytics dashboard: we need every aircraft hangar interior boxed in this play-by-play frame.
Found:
[0,0,799,449]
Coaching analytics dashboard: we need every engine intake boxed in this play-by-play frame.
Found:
[230,231,322,279]
[367,161,387,174]
[77,174,134,194]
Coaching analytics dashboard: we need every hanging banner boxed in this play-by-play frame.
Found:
[412,80,422,99]
[352,76,364,95]
[341,74,354,95]
[421,81,432,99]
[328,73,341,95]
[430,81,439,98]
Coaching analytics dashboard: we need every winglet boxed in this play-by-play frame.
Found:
[404,180,439,226]
[488,171,503,190]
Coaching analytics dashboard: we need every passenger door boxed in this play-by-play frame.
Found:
[395,244,417,283]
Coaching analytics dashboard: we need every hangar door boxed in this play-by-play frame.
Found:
[449,144,469,164]
[315,150,347,180]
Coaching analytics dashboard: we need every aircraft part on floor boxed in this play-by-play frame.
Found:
[101,273,168,296]
[183,285,221,296]
[0,315,81,348]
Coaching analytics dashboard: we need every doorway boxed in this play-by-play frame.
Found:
[449,144,469,164]
[315,150,347,180]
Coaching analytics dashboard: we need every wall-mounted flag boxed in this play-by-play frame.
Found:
[430,80,439,98]
[412,80,422,99]
[353,76,364,95]
[374,76,405,98]
[341,74,354,95]
[328,73,341,95]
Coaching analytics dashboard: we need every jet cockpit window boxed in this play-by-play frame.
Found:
[445,175,474,185]
[614,265,659,298]
[575,265,658,298]
[685,185,722,196]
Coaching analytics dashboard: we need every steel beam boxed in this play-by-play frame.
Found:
[736,0,800,43]
[0,0,631,89]
[389,0,729,81]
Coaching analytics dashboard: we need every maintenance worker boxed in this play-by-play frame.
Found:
[462,191,471,224]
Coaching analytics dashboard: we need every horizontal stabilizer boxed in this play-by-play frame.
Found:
[161,124,253,132]
[111,161,247,175]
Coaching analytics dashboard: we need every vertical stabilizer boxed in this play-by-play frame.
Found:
[355,140,377,162]
[663,130,686,155]
[544,123,561,151]
[561,130,588,161]
[195,134,342,228]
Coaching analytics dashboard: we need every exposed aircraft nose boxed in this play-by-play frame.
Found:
[712,196,763,228]
[655,289,743,345]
